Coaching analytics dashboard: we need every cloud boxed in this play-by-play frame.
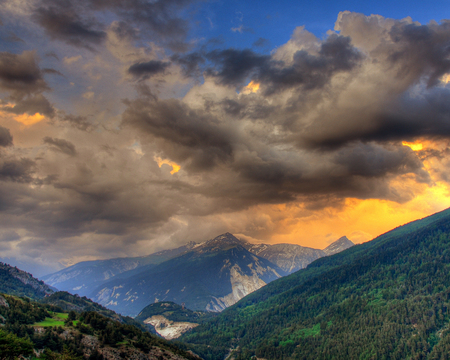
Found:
[0,158,35,183]
[253,38,270,47]
[33,2,107,50]
[43,137,77,156]
[1,9,450,267]
[31,0,198,51]
[204,34,362,92]
[0,51,48,94]
[0,127,13,147]
[0,50,55,117]
[128,60,171,79]
[122,98,234,170]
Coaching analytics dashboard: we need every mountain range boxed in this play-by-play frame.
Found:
[43,233,353,316]
[181,208,450,359]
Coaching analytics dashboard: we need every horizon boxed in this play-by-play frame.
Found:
[1,0,450,277]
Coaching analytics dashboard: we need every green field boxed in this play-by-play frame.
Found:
[34,312,79,327]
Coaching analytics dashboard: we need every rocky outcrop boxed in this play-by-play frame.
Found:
[143,315,199,340]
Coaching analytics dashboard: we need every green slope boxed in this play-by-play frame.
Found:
[182,207,450,359]
[0,262,53,300]
[0,293,200,360]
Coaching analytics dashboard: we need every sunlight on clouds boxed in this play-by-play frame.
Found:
[441,74,450,84]
[402,141,423,151]
[242,81,260,94]
[267,186,450,249]
[14,113,45,126]
[154,156,181,174]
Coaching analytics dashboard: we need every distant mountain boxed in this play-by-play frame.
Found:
[135,301,216,340]
[323,235,354,256]
[244,236,353,274]
[0,262,54,299]
[248,243,325,273]
[41,242,198,297]
[182,208,450,359]
[90,233,285,316]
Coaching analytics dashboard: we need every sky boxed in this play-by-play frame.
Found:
[1,0,450,276]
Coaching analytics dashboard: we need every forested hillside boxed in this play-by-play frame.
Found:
[0,293,200,360]
[0,262,54,299]
[182,208,450,359]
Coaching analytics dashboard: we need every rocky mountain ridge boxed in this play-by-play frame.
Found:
[89,234,285,316]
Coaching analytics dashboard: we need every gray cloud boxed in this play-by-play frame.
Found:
[33,2,107,50]
[32,0,197,51]
[204,34,362,92]
[122,98,234,170]
[0,51,48,94]
[0,51,55,117]
[128,60,171,79]
[0,158,35,183]
[43,137,77,156]
[0,127,13,147]
[0,9,450,268]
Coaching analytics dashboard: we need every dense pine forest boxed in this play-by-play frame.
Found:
[181,209,450,359]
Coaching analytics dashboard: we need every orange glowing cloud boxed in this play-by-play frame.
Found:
[441,74,450,84]
[242,81,260,94]
[402,141,423,151]
[154,156,181,174]
[14,113,46,126]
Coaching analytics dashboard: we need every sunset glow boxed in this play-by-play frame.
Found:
[154,156,181,174]
[242,81,260,94]
[402,141,423,151]
[0,1,450,276]
[14,113,46,126]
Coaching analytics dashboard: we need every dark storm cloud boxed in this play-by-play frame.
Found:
[388,21,450,86]
[32,0,197,51]
[90,0,193,40]
[171,52,205,77]
[128,60,171,79]
[0,51,55,117]
[0,127,13,148]
[33,3,106,50]
[0,158,35,183]
[205,35,362,91]
[0,51,48,94]
[6,94,55,118]
[333,142,427,179]
[122,98,234,170]
[43,137,77,156]
[258,34,362,93]
[206,49,269,87]
[303,85,450,149]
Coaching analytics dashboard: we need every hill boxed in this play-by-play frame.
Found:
[135,301,216,340]
[0,293,200,360]
[0,262,54,299]
[181,208,450,359]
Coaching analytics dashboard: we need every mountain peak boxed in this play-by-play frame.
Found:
[198,233,247,251]
[323,236,354,256]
